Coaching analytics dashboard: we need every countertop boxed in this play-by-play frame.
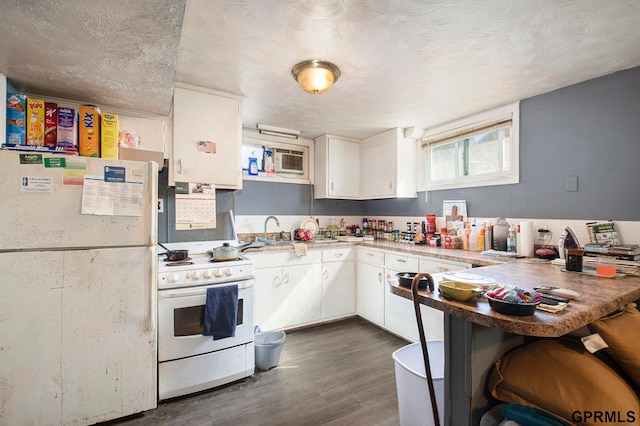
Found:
[390,262,640,337]
[245,238,640,338]
[243,238,505,266]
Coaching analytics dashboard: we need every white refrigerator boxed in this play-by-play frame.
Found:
[0,150,158,425]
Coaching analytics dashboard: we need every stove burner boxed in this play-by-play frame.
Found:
[164,257,192,262]
[165,261,194,267]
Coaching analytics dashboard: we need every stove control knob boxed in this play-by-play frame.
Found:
[224,267,233,276]
[168,273,180,283]
[191,270,201,280]
[203,269,213,278]
[214,269,223,277]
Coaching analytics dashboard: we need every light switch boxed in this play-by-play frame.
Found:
[566,175,578,192]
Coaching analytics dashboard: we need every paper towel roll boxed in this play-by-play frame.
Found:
[519,221,535,257]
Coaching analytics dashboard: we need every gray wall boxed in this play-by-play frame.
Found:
[160,66,640,241]
[239,66,640,221]
[158,161,235,243]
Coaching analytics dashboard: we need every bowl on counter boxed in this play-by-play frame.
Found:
[395,272,434,291]
[485,294,540,316]
[438,281,482,302]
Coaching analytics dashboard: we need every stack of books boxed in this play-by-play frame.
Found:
[583,243,640,261]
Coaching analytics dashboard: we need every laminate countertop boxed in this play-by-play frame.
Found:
[390,261,640,337]
[243,238,504,267]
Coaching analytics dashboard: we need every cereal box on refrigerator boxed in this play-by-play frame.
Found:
[57,107,77,151]
[44,102,58,147]
[79,104,100,157]
[6,93,26,145]
[26,97,45,146]
[100,112,119,159]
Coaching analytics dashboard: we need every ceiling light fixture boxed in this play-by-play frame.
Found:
[291,60,341,95]
[257,123,301,139]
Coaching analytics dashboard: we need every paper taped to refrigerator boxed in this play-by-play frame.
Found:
[81,175,144,216]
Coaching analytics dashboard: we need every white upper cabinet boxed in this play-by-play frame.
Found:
[314,129,417,200]
[314,134,361,199]
[171,83,242,189]
[361,128,417,199]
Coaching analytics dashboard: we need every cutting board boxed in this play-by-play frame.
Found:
[445,205,464,223]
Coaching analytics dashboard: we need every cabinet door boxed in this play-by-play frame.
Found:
[321,260,356,320]
[384,266,422,341]
[254,267,286,331]
[283,264,322,328]
[361,137,395,198]
[356,262,385,325]
[172,85,242,189]
[328,137,360,197]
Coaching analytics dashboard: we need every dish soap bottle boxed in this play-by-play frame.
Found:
[248,156,258,176]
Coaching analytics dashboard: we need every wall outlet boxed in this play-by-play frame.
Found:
[158,198,164,213]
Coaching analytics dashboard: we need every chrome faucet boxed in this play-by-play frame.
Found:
[264,215,281,241]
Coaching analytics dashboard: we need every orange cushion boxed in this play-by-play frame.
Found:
[487,339,639,425]
[588,304,640,389]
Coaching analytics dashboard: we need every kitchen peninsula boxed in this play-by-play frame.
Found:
[390,260,640,425]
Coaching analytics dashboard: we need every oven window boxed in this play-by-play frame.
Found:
[174,299,244,337]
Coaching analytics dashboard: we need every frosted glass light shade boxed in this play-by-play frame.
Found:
[291,60,340,94]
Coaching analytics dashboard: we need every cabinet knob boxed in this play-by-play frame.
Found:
[283,274,290,285]
[330,182,335,192]
[377,272,382,282]
[323,270,329,279]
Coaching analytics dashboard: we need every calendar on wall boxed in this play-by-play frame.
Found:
[174,181,216,230]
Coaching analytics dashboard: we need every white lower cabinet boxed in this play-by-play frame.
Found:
[321,247,356,320]
[357,248,471,342]
[356,247,386,325]
[384,252,421,341]
[249,250,322,331]
[254,264,322,331]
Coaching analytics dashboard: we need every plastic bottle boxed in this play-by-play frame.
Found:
[462,226,470,250]
[469,223,478,251]
[477,225,486,252]
[507,225,517,253]
[248,157,258,176]
[264,150,274,176]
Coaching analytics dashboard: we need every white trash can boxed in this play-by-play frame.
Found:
[254,330,286,371]
[392,340,445,426]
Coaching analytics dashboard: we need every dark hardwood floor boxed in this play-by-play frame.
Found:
[118,317,409,425]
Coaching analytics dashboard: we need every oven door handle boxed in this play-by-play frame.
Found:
[158,280,254,299]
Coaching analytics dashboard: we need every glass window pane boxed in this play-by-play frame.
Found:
[241,144,264,171]
[430,142,456,181]
[466,130,500,176]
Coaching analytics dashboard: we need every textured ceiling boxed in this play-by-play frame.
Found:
[2,0,640,140]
